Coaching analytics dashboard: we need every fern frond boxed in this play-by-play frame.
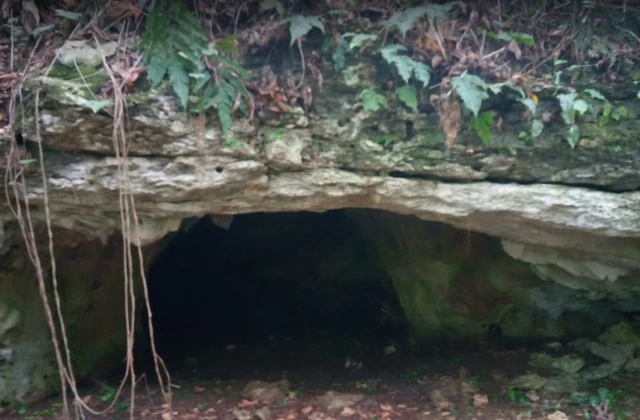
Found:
[168,60,190,109]
[141,0,254,137]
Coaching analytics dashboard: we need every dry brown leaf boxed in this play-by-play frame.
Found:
[237,399,259,408]
[20,0,39,34]
[341,407,356,416]
[194,386,206,393]
[106,1,143,18]
[508,40,522,60]
[473,393,489,408]
[431,55,444,68]
[441,98,461,149]
[379,404,392,411]
[81,394,93,404]
[301,405,313,414]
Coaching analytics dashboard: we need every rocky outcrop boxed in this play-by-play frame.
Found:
[0,226,158,403]
[1,38,639,403]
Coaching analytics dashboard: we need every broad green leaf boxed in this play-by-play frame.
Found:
[553,70,562,85]
[289,15,325,46]
[531,119,544,138]
[360,89,388,111]
[395,85,418,111]
[584,88,606,101]
[637,91,640,99]
[554,59,568,66]
[518,97,536,114]
[55,9,82,20]
[572,99,589,115]
[412,62,431,87]
[602,102,613,117]
[451,74,489,116]
[82,99,111,113]
[556,92,578,124]
[471,111,494,145]
[612,105,628,120]
[379,44,431,87]
[566,124,580,149]
[20,159,37,165]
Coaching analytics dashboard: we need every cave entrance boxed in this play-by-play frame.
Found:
[141,210,408,380]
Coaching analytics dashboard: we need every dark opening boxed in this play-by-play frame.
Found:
[141,210,407,379]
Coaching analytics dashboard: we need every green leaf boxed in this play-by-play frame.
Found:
[508,32,534,46]
[566,124,580,149]
[556,92,578,124]
[379,44,431,87]
[83,99,111,113]
[612,105,628,121]
[637,91,640,99]
[395,85,418,111]
[226,137,245,149]
[218,35,239,53]
[573,99,589,115]
[360,89,388,112]
[518,97,536,114]
[385,3,456,39]
[450,74,489,116]
[531,119,544,138]
[471,111,494,145]
[32,24,55,37]
[584,88,606,101]
[147,55,168,87]
[55,9,82,20]
[289,15,325,46]
[168,62,190,109]
[602,102,613,117]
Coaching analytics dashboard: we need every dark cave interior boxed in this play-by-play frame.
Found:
[141,210,409,378]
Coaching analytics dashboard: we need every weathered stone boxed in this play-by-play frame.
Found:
[544,375,581,395]
[511,373,547,391]
[0,226,159,403]
[3,31,640,407]
[317,391,364,412]
[241,380,289,403]
[56,40,118,68]
[551,355,586,374]
[598,322,640,348]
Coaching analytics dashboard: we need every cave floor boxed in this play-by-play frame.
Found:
[9,334,640,420]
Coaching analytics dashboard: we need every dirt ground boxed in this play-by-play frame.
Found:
[4,332,640,420]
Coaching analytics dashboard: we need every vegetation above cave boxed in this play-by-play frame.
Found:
[2,0,640,151]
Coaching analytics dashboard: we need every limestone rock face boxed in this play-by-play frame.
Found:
[0,227,158,403]
[1,43,640,404]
